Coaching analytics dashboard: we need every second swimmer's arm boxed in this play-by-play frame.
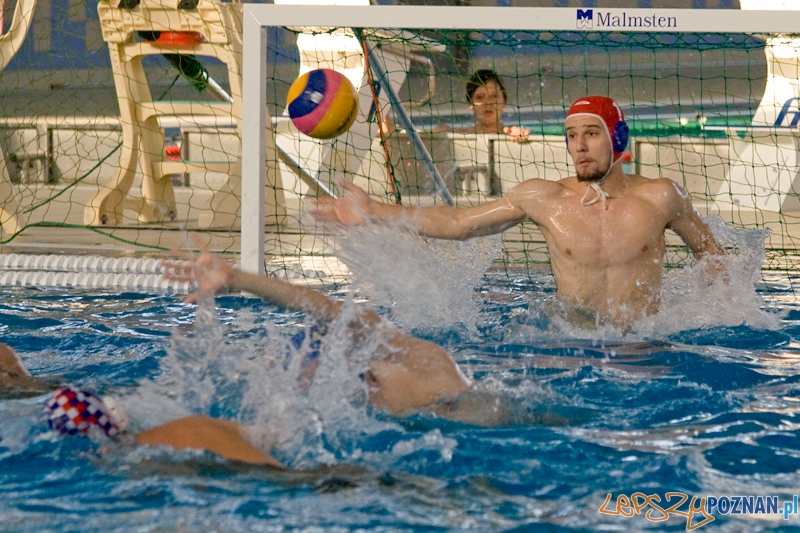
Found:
[166,236,379,329]
[227,268,346,326]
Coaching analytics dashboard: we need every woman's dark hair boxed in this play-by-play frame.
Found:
[466,70,508,104]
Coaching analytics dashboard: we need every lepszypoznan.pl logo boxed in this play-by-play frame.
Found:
[599,492,800,530]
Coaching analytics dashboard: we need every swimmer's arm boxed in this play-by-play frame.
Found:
[227,269,345,326]
[231,270,474,417]
[165,238,379,327]
[232,269,471,417]
[136,415,283,467]
[312,180,535,240]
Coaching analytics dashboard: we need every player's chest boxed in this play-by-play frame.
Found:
[541,199,667,250]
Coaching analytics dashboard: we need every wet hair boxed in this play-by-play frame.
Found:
[466,69,508,105]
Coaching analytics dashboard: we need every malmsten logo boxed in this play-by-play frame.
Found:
[576,9,677,29]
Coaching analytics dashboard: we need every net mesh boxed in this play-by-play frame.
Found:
[1,0,799,281]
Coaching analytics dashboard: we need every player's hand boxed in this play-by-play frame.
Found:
[163,234,235,303]
[503,125,530,143]
[311,179,375,226]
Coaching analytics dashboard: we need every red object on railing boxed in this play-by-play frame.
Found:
[154,32,205,46]
[164,145,181,161]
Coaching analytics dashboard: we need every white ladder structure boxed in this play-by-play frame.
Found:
[0,0,38,234]
[86,0,285,228]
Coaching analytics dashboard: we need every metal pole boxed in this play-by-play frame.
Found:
[360,35,454,206]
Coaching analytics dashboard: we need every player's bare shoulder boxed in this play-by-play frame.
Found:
[506,177,566,205]
[630,175,688,203]
[519,176,572,195]
[629,175,695,221]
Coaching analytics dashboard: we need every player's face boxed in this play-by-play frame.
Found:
[470,80,506,131]
[565,116,612,182]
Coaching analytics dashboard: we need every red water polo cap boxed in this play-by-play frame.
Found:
[566,96,628,162]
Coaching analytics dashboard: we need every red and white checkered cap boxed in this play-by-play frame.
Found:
[44,386,125,439]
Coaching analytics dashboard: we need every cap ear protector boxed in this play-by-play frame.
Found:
[612,120,629,153]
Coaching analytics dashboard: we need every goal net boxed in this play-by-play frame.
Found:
[241,4,800,278]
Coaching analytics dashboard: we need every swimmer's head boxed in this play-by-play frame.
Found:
[44,386,128,439]
[466,70,507,105]
[566,96,629,167]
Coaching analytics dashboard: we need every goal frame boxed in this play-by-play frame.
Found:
[241,4,800,274]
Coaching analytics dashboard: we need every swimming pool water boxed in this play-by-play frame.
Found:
[2,270,800,532]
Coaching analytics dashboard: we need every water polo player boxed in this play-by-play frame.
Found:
[313,95,727,329]
[0,236,563,468]
[0,342,282,466]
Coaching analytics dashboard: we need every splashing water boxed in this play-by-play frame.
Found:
[240,305,389,469]
[125,296,458,469]
[332,223,502,330]
[118,216,776,471]
[124,298,231,429]
[335,215,777,342]
[646,214,780,334]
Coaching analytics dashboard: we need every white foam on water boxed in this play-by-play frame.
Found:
[638,214,780,336]
[125,296,461,469]
[122,215,776,466]
[331,223,502,330]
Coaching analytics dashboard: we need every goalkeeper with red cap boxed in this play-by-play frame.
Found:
[312,95,726,329]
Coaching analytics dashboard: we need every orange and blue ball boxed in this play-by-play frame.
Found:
[287,69,359,139]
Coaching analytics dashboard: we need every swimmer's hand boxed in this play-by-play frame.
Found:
[163,234,235,303]
[311,179,375,227]
[503,125,530,143]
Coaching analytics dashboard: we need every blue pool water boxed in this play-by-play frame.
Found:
[2,245,800,531]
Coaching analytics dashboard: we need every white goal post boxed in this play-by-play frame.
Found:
[241,4,800,274]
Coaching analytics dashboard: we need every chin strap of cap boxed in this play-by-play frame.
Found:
[580,181,610,210]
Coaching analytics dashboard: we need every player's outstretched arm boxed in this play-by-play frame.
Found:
[311,179,531,240]
[136,415,283,467]
[164,236,344,326]
[164,236,471,417]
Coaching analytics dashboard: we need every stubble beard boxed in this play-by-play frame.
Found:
[576,164,610,183]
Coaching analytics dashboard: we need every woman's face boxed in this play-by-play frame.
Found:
[470,80,506,131]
